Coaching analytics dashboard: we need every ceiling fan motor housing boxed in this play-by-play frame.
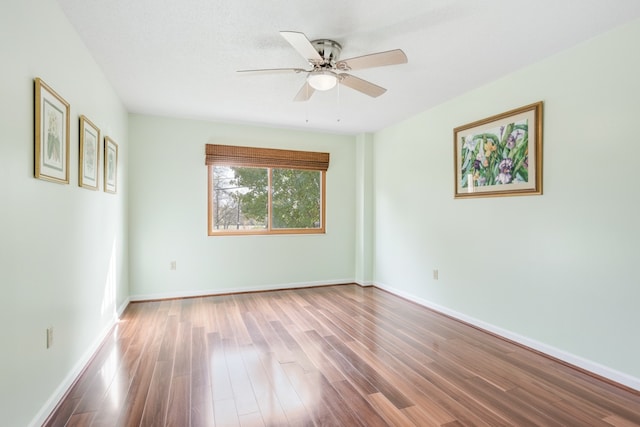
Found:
[311,39,342,68]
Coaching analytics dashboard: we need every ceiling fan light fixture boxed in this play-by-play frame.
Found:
[307,70,338,91]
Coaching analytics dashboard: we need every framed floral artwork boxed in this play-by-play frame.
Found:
[454,101,543,198]
[104,136,118,194]
[79,115,100,190]
[34,78,70,184]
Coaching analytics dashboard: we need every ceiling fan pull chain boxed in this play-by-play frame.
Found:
[336,81,341,123]
[305,83,310,123]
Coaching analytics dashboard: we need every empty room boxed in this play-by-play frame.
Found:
[1,0,640,426]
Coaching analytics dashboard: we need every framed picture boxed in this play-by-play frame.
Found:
[79,115,100,190]
[454,101,543,198]
[34,78,70,184]
[104,136,118,194]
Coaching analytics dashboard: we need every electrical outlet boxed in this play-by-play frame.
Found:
[46,327,53,349]
[433,269,439,280]
[170,260,177,270]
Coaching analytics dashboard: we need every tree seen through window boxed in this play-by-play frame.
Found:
[211,166,322,233]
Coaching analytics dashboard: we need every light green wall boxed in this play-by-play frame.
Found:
[128,115,356,299]
[0,0,129,425]
[373,19,640,384]
[355,133,374,284]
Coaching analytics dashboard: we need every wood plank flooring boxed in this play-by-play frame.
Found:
[44,284,640,426]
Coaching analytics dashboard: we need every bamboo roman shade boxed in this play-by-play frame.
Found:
[205,144,330,171]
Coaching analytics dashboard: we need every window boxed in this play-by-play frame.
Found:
[206,144,329,235]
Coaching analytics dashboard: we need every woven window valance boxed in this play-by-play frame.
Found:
[205,144,329,171]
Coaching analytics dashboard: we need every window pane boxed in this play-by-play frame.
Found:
[271,168,321,229]
[212,166,267,231]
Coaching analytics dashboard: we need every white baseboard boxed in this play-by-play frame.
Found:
[129,279,353,302]
[29,313,120,427]
[354,280,374,287]
[117,297,130,317]
[374,281,640,392]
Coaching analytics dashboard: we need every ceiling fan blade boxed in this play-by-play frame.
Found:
[339,74,387,98]
[237,67,308,74]
[336,49,407,71]
[280,31,323,62]
[293,81,315,102]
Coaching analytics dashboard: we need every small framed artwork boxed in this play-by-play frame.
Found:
[104,136,118,194]
[79,115,100,190]
[34,78,70,184]
[454,101,543,199]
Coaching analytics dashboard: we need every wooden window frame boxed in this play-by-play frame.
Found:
[206,144,329,236]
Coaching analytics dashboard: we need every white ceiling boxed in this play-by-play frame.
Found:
[56,0,640,135]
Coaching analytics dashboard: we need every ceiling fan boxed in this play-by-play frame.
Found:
[238,31,408,102]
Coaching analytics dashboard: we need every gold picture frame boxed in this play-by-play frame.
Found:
[104,137,118,194]
[79,115,100,190]
[454,101,543,198]
[35,78,70,184]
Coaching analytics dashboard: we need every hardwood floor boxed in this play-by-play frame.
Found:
[44,285,640,426]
